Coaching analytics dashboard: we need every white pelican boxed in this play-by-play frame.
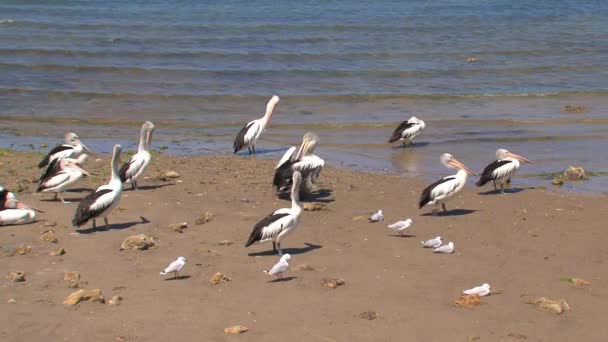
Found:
[263,254,291,280]
[160,256,186,279]
[388,116,426,147]
[419,153,476,213]
[37,154,90,203]
[245,171,303,255]
[463,283,491,297]
[72,144,123,230]
[119,121,155,190]
[233,95,279,155]
[476,149,532,194]
[38,132,92,168]
[273,132,324,194]
[0,187,40,226]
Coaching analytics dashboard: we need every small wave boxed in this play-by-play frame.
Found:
[0,19,14,25]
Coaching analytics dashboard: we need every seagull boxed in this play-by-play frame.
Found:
[387,218,413,235]
[433,241,455,254]
[421,236,442,248]
[160,256,186,279]
[388,116,426,147]
[369,210,384,222]
[233,95,279,155]
[476,149,533,194]
[463,283,491,297]
[119,121,156,190]
[38,132,92,169]
[263,254,291,280]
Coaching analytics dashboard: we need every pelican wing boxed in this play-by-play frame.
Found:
[476,160,513,186]
[245,212,291,247]
[233,120,256,153]
[38,170,70,191]
[119,153,146,182]
[38,158,62,184]
[72,188,113,227]
[388,121,416,143]
[38,144,74,168]
[276,146,297,169]
[419,176,456,208]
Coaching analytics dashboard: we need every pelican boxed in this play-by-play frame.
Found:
[72,144,123,230]
[233,95,279,155]
[273,132,324,194]
[419,153,476,213]
[38,132,92,168]
[388,116,426,147]
[0,187,40,226]
[119,121,155,190]
[476,149,533,194]
[37,154,90,203]
[245,171,303,255]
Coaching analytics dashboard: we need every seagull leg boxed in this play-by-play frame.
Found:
[104,217,110,230]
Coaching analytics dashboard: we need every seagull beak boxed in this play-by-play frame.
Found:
[449,158,476,176]
[79,140,93,154]
[16,202,44,213]
[507,152,533,164]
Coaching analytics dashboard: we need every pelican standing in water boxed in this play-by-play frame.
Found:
[388,116,426,147]
[419,153,476,213]
[233,95,279,155]
[476,149,532,194]
[72,144,123,230]
[37,154,90,203]
[38,132,93,168]
[273,132,324,194]
[119,121,155,190]
[245,171,303,255]
[0,187,40,226]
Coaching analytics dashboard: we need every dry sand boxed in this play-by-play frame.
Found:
[1,150,607,341]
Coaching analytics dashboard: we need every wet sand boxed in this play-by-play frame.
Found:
[1,150,607,341]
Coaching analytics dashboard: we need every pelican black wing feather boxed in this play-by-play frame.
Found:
[0,188,8,210]
[419,176,456,208]
[38,145,73,168]
[245,212,290,247]
[273,162,294,192]
[233,122,255,154]
[389,121,416,143]
[119,159,134,182]
[72,189,113,227]
[37,158,62,190]
[476,160,512,186]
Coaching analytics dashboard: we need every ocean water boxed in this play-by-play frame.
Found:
[0,0,607,192]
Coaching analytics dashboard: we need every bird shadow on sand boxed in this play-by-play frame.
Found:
[66,188,95,193]
[390,141,430,150]
[389,234,416,238]
[77,216,150,234]
[248,243,322,257]
[278,189,334,203]
[477,187,530,195]
[268,276,297,283]
[163,275,191,281]
[126,183,175,191]
[421,209,478,217]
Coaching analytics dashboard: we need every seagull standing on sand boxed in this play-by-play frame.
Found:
[233,95,279,155]
[263,254,291,280]
[38,132,93,169]
[160,256,186,279]
[369,210,384,222]
[245,172,303,255]
[388,116,426,147]
[72,144,123,230]
[463,283,491,297]
[419,153,476,214]
[476,149,532,194]
[119,121,156,190]
[0,187,41,226]
[274,132,325,194]
[387,218,413,235]
[37,154,90,203]
[433,241,455,254]
[421,236,442,248]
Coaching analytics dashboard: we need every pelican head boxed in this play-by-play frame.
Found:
[141,121,156,149]
[280,253,291,262]
[265,95,280,123]
[65,132,93,154]
[440,153,476,175]
[496,149,532,164]
[295,132,320,160]
[408,116,422,123]
[5,192,43,212]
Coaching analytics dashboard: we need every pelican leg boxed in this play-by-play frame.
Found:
[132,181,137,190]
[53,193,59,201]
[272,242,277,253]
[277,242,283,256]
[493,183,497,192]
[441,203,447,212]
[59,193,70,204]
[247,147,252,155]
[104,217,110,230]
[252,146,256,154]
[92,219,96,229]
[501,183,506,195]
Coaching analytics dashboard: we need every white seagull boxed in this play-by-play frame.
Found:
[476,148,532,194]
[37,154,90,203]
[369,210,384,222]
[0,187,41,226]
[433,241,455,254]
[463,283,491,297]
[119,121,156,190]
[233,95,279,155]
[38,132,92,169]
[388,116,426,147]
[421,236,442,248]
[245,171,303,255]
[419,153,476,214]
[72,144,123,230]
[387,218,413,235]
[274,132,325,194]
[160,256,187,279]
[263,254,291,280]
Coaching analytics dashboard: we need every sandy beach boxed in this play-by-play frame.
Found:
[1,150,607,341]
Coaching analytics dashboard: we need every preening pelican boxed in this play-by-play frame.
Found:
[119,121,155,190]
[38,132,92,168]
[273,132,324,194]
[388,116,426,146]
[72,144,123,230]
[37,154,90,203]
[419,153,475,213]
[233,95,279,155]
[476,149,532,194]
[245,171,303,255]
[0,187,40,226]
